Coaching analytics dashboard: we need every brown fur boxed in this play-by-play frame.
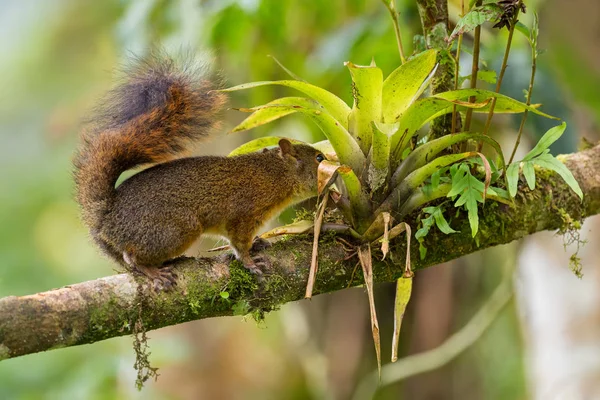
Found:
[73,53,324,279]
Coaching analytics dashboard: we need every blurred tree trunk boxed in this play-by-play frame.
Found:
[516,217,600,398]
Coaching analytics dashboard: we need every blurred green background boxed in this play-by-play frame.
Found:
[1,0,599,399]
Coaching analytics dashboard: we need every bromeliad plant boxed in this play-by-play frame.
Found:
[222,2,583,375]
[224,49,555,236]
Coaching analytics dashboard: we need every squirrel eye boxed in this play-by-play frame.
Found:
[316,154,325,163]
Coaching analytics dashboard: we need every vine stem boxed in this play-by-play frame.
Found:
[480,1,524,150]
[383,0,407,64]
[508,16,537,164]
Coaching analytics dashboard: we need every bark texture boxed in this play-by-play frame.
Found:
[1,145,599,361]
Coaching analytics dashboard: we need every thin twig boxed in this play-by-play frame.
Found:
[509,14,538,164]
[383,0,406,64]
[451,0,466,134]
[463,0,483,133]
[481,1,524,148]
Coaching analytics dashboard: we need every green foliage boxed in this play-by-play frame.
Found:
[507,123,583,199]
[415,206,457,259]
[447,163,487,237]
[448,4,503,42]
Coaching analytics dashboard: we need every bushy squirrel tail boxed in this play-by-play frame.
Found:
[73,52,226,232]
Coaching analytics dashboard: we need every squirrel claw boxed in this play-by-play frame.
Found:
[251,237,272,252]
[243,255,270,282]
[132,263,178,292]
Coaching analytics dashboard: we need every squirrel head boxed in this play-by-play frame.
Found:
[278,139,326,200]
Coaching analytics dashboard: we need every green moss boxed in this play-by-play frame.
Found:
[557,207,586,278]
[87,295,129,338]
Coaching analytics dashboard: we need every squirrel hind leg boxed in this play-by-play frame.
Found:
[229,237,269,280]
[123,252,178,291]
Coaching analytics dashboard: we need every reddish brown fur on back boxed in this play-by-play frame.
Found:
[73,52,227,232]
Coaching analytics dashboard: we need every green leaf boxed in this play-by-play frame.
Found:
[369,121,395,192]
[419,243,427,260]
[220,291,230,299]
[448,4,503,42]
[415,206,457,257]
[398,152,478,202]
[338,166,372,232]
[506,162,520,198]
[382,49,438,123]
[301,108,366,174]
[415,214,434,241]
[476,70,497,84]
[447,164,485,237]
[532,153,583,200]
[347,62,383,152]
[230,97,317,133]
[233,101,364,173]
[223,80,351,129]
[268,55,305,81]
[312,140,335,155]
[229,136,307,156]
[486,186,511,202]
[392,132,505,188]
[431,208,458,234]
[523,122,567,161]
[434,89,558,119]
[390,89,557,162]
[431,169,442,189]
[514,21,531,41]
[522,162,536,190]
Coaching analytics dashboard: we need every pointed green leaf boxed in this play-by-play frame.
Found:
[523,122,567,161]
[389,89,556,163]
[347,62,383,152]
[312,140,335,155]
[388,152,478,212]
[301,108,365,174]
[476,70,497,84]
[229,136,306,157]
[448,4,503,42]
[532,154,583,200]
[522,162,536,190]
[514,21,531,41]
[447,164,485,237]
[382,49,438,123]
[392,132,505,188]
[506,162,520,198]
[232,100,364,173]
[339,166,372,233]
[369,121,396,192]
[223,80,351,129]
[230,97,318,133]
[434,89,558,119]
[268,55,306,81]
[431,208,458,234]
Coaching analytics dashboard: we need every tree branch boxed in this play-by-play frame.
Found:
[1,145,599,361]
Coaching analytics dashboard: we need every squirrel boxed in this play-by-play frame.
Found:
[73,53,326,289]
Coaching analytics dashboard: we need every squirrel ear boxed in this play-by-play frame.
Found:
[278,139,296,157]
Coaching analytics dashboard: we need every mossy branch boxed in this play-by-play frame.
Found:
[1,145,600,361]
